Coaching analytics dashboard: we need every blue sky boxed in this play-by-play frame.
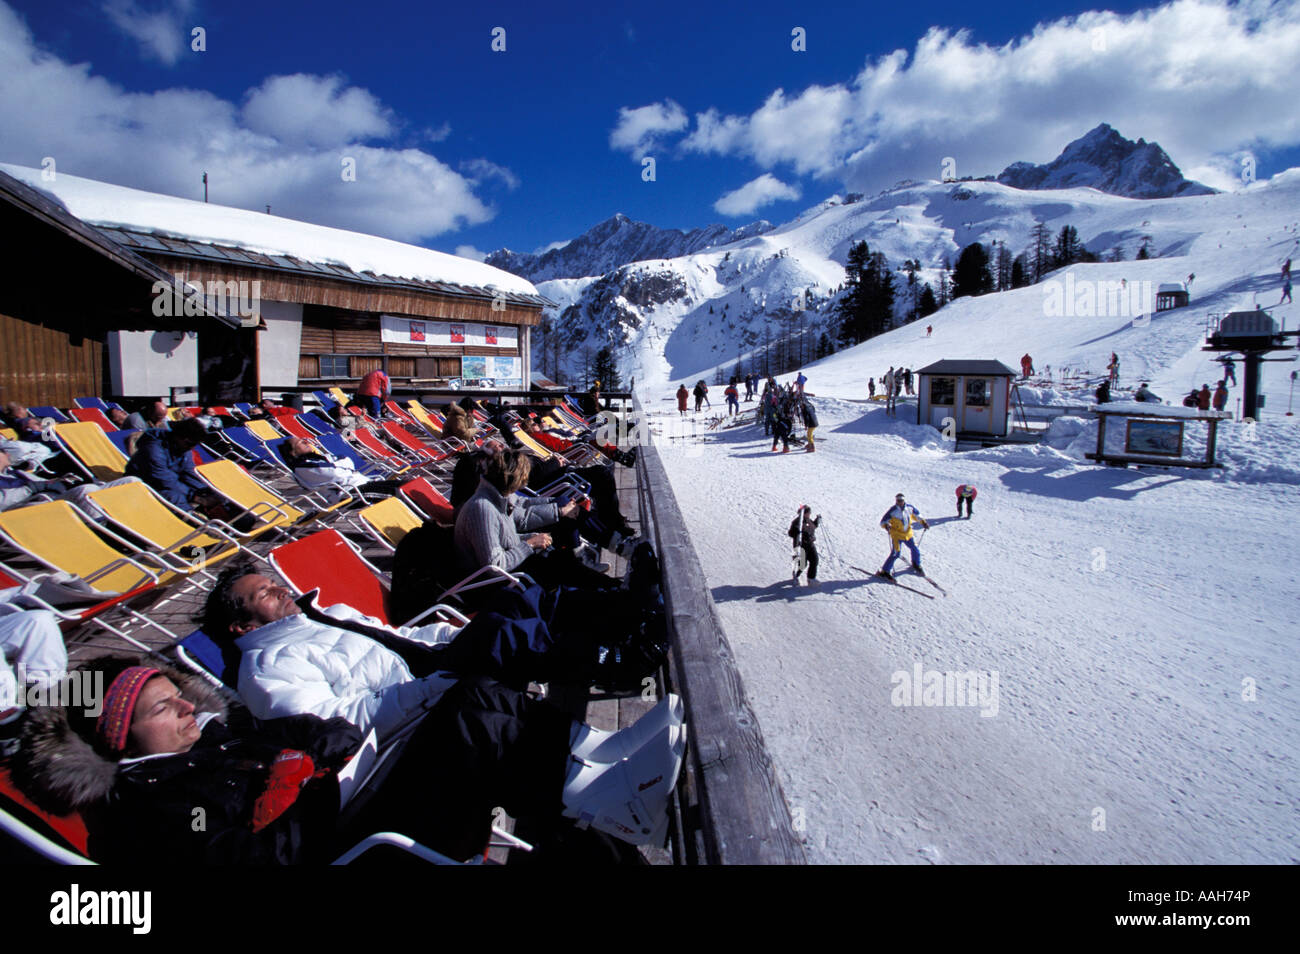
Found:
[2,0,1297,262]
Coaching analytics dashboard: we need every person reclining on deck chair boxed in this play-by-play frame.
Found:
[279,437,404,502]
[200,564,668,742]
[11,655,687,862]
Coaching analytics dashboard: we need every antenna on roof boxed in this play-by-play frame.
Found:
[202,172,208,203]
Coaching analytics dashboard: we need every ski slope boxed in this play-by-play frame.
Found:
[653,397,1298,864]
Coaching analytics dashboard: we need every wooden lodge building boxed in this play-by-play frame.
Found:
[0,165,546,407]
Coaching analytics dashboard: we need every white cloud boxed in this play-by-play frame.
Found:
[460,157,520,190]
[533,239,570,255]
[674,1,1300,192]
[101,0,194,66]
[610,99,687,155]
[713,174,801,216]
[0,3,498,241]
[454,244,488,262]
[242,74,394,148]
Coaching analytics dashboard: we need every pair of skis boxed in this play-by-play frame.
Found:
[849,564,947,598]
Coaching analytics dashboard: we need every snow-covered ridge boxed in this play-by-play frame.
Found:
[1,163,537,296]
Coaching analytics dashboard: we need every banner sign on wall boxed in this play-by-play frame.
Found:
[380,316,518,349]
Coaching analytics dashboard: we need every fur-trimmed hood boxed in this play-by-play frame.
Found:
[9,660,230,816]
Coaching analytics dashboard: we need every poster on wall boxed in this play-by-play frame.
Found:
[409,321,425,342]
[450,324,465,343]
[485,326,498,345]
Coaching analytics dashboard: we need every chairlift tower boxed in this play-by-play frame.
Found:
[1202,307,1298,420]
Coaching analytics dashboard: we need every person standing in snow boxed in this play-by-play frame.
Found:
[1021,354,1034,379]
[1108,353,1120,387]
[926,325,933,337]
[771,401,793,453]
[795,371,807,394]
[868,378,876,400]
[742,375,753,402]
[676,384,688,418]
[1281,275,1293,304]
[883,368,896,416]
[1212,381,1229,413]
[955,484,977,518]
[904,368,914,395]
[693,381,709,413]
[877,493,930,579]
[725,379,740,416]
[1095,380,1111,404]
[1196,384,1212,411]
[800,396,819,453]
[1222,357,1237,386]
[788,505,822,586]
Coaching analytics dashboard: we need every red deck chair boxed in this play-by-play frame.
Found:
[268,528,392,622]
[349,427,417,473]
[377,421,449,462]
[275,414,317,440]
[68,407,118,433]
[398,477,455,525]
[0,765,92,863]
[383,400,418,427]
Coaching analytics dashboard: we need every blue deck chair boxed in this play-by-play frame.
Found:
[301,410,341,436]
[313,390,340,410]
[104,429,139,459]
[312,432,391,479]
[173,627,243,689]
[28,406,71,422]
[74,397,110,411]
[218,427,286,472]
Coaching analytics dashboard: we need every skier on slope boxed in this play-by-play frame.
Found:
[876,493,930,580]
[788,505,822,586]
[800,395,819,453]
[955,484,977,518]
[771,398,793,453]
[676,384,689,418]
[725,379,740,416]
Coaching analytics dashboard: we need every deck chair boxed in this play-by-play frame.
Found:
[383,400,418,426]
[267,528,390,622]
[104,429,140,459]
[27,406,71,423]
[243,418,285,442]
[51,422,128,481]
[311,433,394,480]
[214,427,287,472]
[173,626,242,689]
[381,420,456,463]
[311,390,339,411]
[405,400,446,439]
[233,402,256,417]
[353,497,425,552]
[68,407,118,433]
[329,386,351,407]
[349,427,419,474]
[300,410,341,436]
[195,459,348,534]
[0,501,182,651]
[73,397,110,411]
[398,477,455,525]
[81,482,255,576]
[274,413,317,440]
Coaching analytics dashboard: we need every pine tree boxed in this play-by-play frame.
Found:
[996,243,1013,291]
[592,345,621,390]
[1029,221,1053,282]
[1011,254,1028,289]
[1053,224,1082,268]
[916,283,938,318]
[836,240,871,347]
[952,242,993,298]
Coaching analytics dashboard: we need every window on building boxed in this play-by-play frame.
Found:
[930,377,955,405]
[965,378,990,407]
[319,354,349,378]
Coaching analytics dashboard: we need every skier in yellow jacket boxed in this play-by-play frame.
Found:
[876,493,930,580]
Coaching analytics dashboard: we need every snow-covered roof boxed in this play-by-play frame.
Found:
[1157,283,1186,293]
[0,163,538,298]
[1093,401,1222,418]
[916,359,1017,376]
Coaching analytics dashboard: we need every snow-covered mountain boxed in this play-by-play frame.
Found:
[485,212,772,282]
[533,167,1297,403]
[997,123,1215,199]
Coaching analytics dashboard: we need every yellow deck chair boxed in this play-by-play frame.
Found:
[52,422,128,481]
[84,482,248,574]
[510,427,556,461]
[330,386,351,407]
[354,497,424,552]
[243,418,284,442]
[0,500,175,595]
[406,401,444,436]
[196,460,348,532]
[0,427,16,440]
